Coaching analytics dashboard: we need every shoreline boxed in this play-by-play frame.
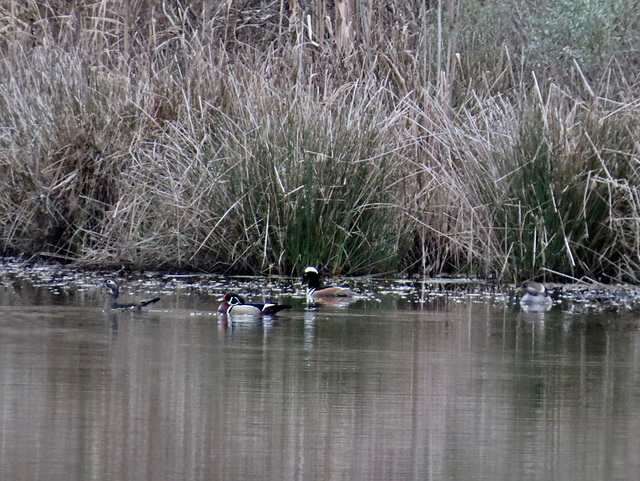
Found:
[2,258,640,313]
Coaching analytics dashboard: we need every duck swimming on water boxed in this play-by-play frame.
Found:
[217,293,291,317]
[103,279,161,311]
[518,280,553,311]
[302,266,354,304]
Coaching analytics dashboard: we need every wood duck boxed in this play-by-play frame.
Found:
[518,280,553,310]
[103,279,161,311]
[302,266,354,303]
[217,293,291,316]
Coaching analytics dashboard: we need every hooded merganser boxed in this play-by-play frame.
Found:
[518,280,553,310]
[103,279,161,311]
[302,266,354,303]
[217,293,292,316]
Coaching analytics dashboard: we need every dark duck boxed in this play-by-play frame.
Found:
[103,279,161,311]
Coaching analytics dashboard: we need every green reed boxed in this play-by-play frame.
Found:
[492,93,640,282]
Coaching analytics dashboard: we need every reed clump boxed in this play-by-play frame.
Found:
[490,88,640,281]
[0,1,639,281]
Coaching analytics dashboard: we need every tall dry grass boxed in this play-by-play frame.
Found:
[0,1,639,281]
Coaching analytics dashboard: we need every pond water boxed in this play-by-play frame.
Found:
[1,265,640,481]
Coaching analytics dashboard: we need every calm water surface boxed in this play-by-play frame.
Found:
[1,277,639,481]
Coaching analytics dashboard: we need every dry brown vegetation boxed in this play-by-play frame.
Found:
[1,1,639,281]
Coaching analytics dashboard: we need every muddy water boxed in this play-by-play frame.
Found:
[1,276,640,480]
